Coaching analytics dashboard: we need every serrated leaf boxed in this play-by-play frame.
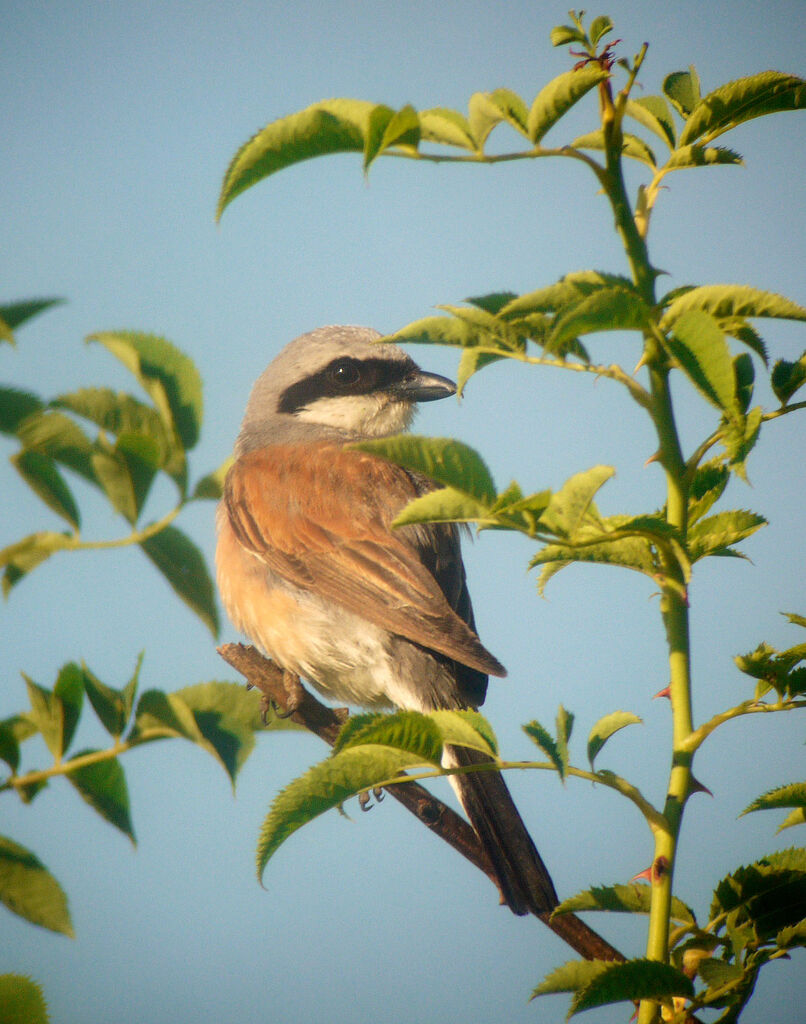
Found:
[353,435,496,503]
[771,352,806,405]
[555,883,695,924]
[532,958,611,998]
[140,524,219,637]
[723,405,762,482]
[0,835,73,936]
[431,709,499,757]
[334,710,444,763]
[500,270,634,318]
[1,532,73,595]
[419,107,477,151]
[528,66,608,144]
[679,71,806,146]
[90,448,139,524]
[0,974,50,1024]
[257,745,430,879]
[661,284,806,330]
[0,298,64,344]
[587,711,642,769]
[784,612,806,629]
[688,460,730,523]
[698,957,744,989]
[540,465,614,538]
[625,95,676,148]
[666,310,738,416]
[66,752,135,843]
[0,387,44,435]
[688,510,766,561]
[664,67,701,118]
[776,918,806,949]
[363,103,420,170]
[710,849,806,941]
[22,677,63,760]
[218,99,376,217]
[571,129,657,167]
[0,722,21,773]
[741,783,806,832]
[665,144,743,170]
[11,451,80,529]
[523,720,564,778]
[392,486,489,527]
[555,705,573,780]
[548,285,652,350]
[569,960,694,1017]
[88,331,203,457]
[389,313,490,350]
[532,535,657,593]
[53,663,84,756]
[456,348,506,395]
[733,353,754,414]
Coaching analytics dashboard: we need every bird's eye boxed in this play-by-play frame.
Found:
[329,358,361,386]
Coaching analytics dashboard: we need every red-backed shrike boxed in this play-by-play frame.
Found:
[216,325,556,914]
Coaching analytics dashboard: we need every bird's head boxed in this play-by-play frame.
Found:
[235,325,456,453]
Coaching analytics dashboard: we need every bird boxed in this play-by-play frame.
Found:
[215,324,558,915]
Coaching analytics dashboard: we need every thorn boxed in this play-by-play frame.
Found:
[631,866,653,883]
[653,685,671,700]
[643,450,661,467]
[634,352,649,374]
[689,775,713,798]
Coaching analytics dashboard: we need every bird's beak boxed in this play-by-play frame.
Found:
[395,368,457,403]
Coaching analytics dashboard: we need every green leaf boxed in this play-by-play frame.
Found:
[0,387,44,435]
[723,405,763,482]
[334,709,444,763]
[0,721,21,773]
[688,510,766,561]
[698,957,744,989]
[771,352,806,405]
[523,719,564,778]
[661,284,806,330]
[735,637,806,700]
[587,711,642,769]
[571,129,657,167]
[388,313,492,350]
[500,270,634,318]
[22,676,63,760]
[392,486,490,527]
[532,959,694,1016]
[353,435,496,503]
[540,465,614,538]
[430,709,499,757]
[776,918,806,949]
[363,103,420,170]
[550,25,586,48]
[528,66,608,144]
[83,666,128,738]
[192,458,232,500]
[131,682,267,782]
[11,451,80,529]
[666,310,738,416]
[710,849,806,941]
[53,663,84,756]
[0,974,50,1024]
[14,409,97,484]
[257,745,430,880]
[688,460,730,523]
[679,71,806,146]
[66,752,135,843]
[665,144,743,170]
[456,348,507,395]
[569,960,694,1017]
[554,705,573,780]
[625,95,676,148]
[0,298,64,344]
[90,447,140,524]
[532,536,656,593]
[548,285,652,350]
[0,835,73,936]
[88,331,203,456]
[555,883,695,924]
[663,67,701,118]
[588,16,613,47]
[1,532,73,595]
[741,783,806,833]
[418,107,476,151]
[218,99,376,218]
[140,524,219,637]
[733,353,755,414]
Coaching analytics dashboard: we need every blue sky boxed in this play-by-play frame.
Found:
[2,2,804,1022]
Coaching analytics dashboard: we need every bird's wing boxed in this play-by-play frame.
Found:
[223,442,505,678]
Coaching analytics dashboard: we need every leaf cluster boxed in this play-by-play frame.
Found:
[1,302,226,633]
[0,658,284,937]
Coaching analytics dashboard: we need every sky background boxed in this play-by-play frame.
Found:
[2,1,804,1022]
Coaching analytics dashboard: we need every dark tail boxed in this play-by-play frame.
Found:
[445,743,558,915]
